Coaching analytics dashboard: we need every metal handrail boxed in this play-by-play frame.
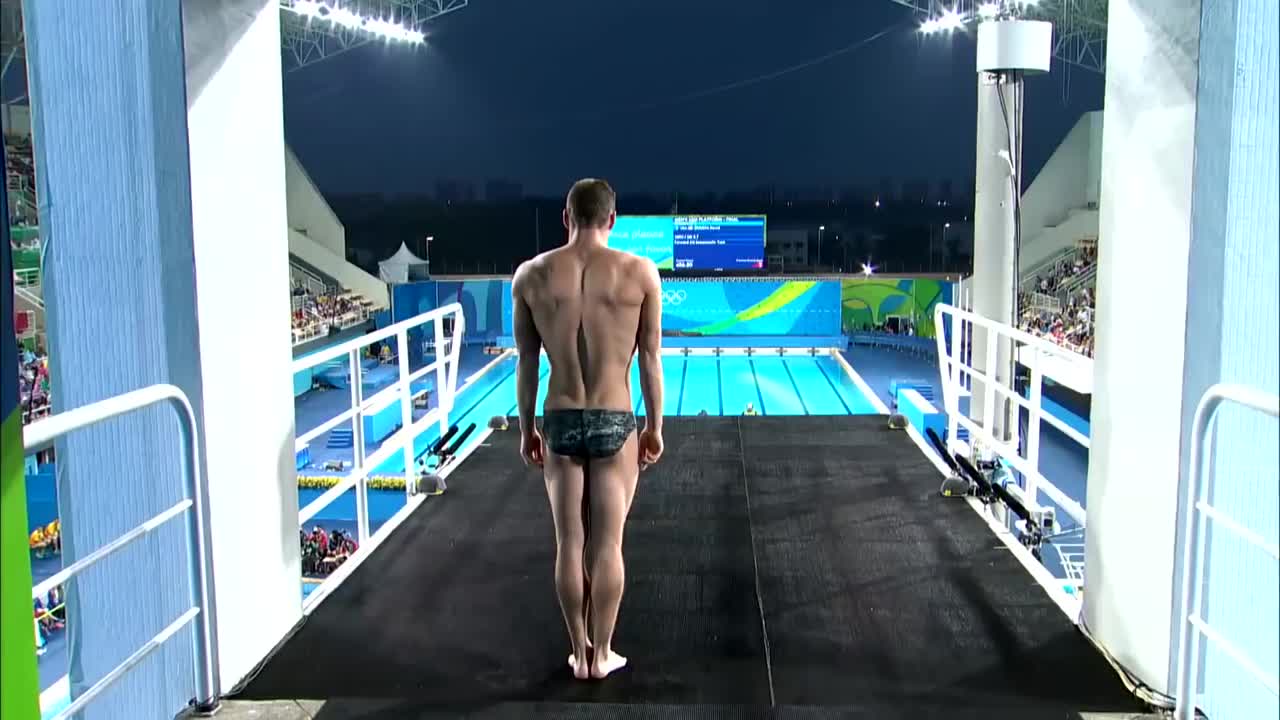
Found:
[24,384,220,719]
[1174,383,1280,720]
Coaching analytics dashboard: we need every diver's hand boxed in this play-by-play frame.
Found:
[521,428,545,467]
[638,426,664,470]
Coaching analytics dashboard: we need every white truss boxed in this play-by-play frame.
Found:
[279,0,468,72]
[0,0,26,105]
[887,0,1108,74]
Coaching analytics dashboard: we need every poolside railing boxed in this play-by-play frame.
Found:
[1174,384,1280,720]
[23,385,220,720]
[933,303,1091,594]
[292,303,464,611]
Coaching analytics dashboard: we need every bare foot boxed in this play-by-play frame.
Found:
[567,654,590,680]
[590,650,627,679]
[566,638,595,666]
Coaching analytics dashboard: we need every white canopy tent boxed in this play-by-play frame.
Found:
[378,242,429,284]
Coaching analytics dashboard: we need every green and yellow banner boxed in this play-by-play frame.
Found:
[2,147,40,719]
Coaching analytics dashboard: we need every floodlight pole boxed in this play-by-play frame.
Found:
[968,19,1052,444]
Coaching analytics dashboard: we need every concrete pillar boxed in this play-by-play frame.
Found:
[969,73,1023,440]
[25,2,207,716]
[24,2,298,716]
[1176,1,1278,715]
[968,20,1052,441]
[181,0,301,693]
[1083,0,1203,696]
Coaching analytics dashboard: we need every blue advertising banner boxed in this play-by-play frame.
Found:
[659,280,840,336]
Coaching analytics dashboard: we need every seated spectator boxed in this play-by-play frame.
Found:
[300,526,359,578]
[17,348,53,424]
[1018,245,1098,357]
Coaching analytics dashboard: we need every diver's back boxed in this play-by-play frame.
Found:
[529,244,646,412]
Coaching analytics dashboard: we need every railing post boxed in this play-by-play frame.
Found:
[175,394,221,713]
[981,317,997,441]
[434,317,449,434]
[19,386,222,717]
[1024,347,1043,506]
[348,349,369,544]
[447,309,465,415]
[397,328,415,501]
[1174,392,1218,720]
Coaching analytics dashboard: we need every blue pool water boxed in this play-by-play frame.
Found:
[492,353,879,419]
[366,353,878,475]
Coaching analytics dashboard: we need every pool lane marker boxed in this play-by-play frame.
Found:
[676,357,689,416]
[748,358,767,415]
[716,357,724,416]
[812,358,854,415]
[779,357,810,415]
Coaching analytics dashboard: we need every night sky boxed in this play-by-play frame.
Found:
[282,0,1105,197]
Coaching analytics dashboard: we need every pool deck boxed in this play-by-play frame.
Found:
[207,700,1159,720]
[233,416,1145,719]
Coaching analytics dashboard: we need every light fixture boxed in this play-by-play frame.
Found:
[919,4,977,34]
[285,1,425,43]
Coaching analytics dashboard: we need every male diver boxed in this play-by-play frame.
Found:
[511,178,665,680]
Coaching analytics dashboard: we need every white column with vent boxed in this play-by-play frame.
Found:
[967,20,1051,442]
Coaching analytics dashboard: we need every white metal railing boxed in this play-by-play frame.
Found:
[1174,384,1280,720]
[14,266,40,286]
[15,283,43,310]
[294,304,464,606]
[934,303,1091,531]
[289,261,332,295]
[1059,263,1097,297]
[1025,291,1061,313]
[291,323,326,346]
[290,304,372,347]
[1019,245,1079,284]
[22,384,220,719]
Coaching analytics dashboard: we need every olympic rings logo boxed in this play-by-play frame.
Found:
[661,290,687,306]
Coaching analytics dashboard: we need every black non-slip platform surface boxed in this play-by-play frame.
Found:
[238,416,1145,718]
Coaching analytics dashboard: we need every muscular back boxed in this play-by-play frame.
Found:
[514,244,656,412]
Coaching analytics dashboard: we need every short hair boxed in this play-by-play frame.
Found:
[566,178,616,229]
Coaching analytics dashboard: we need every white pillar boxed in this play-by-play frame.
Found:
[1083,0,1203,695]
[182,0,301,693]
[25,2,209,716]
[968,20,1052,441]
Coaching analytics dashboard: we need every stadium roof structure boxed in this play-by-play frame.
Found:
[0,0,468,98]
[0,0,26,104]
[279,0,468,72]
[887,0,1109,74]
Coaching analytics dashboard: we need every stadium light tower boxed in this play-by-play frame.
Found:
[888,0,1107,74]
[278,0,468,72]
[919,2,1052,442]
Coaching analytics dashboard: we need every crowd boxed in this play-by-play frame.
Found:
[300,526,358,577]
[5,135,38,226]
[1027,245,1097,296]
[29,519,60,557]
[290,287,368,344]
[30,520,64,657]
[1019,245,1097,357]
[34,585,66,657]
[18,348,52,423]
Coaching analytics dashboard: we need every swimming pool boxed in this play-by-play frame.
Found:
[365,351,879,474]
[481,352,881,418]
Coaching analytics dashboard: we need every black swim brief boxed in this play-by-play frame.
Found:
[542,409,637,459]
